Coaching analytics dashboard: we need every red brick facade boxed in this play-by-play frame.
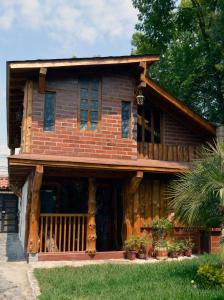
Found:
[163,113,203,145]
[30,72,205,160]
[31,74,138,160]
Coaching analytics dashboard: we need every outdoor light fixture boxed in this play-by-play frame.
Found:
[136,89,144,106]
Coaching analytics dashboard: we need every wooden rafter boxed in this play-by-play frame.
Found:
[128,171,143,196]
[39,67,47,94]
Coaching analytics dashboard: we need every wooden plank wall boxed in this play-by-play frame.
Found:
[124,178,169,239]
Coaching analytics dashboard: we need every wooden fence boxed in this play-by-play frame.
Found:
[137,143,201,162]
[39,213,88,253]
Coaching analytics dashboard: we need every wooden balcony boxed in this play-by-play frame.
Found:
[137,143,201,162]
[39,213,88,253]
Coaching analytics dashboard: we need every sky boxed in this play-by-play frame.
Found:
[0,0,138,175]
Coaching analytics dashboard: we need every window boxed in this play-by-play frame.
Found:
[44,92,56,131]
[121,101,131,138]
[79,78,101,130]
[137,106,161,144]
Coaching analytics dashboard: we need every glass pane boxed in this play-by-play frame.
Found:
[80,99,88,110]
[121,102,130,138]
[91,100,98,110]
[80,110,88,121]
[91,122,98,130]
[80,89,88,100]
[80,121,87,130]
[90,111,98,122]
[92,79,99,91]
[91,90,99,101]
[80,79,89,89]
[44,92,56,131]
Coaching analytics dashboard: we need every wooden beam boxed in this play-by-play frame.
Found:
[86,178,97,256]
[141,74,216,136]
[128,171,143,196]
[39,67,47,94]
[9,55,160,70]
[21,80,33,153]
[28,165,44,254]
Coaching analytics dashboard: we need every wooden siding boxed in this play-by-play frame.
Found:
[137,143,201,162]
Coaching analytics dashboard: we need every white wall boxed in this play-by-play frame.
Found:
[19,178,29,249]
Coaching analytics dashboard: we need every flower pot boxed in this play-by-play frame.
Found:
[170,251,178,258]
[156,247,168,260]
[138,252,145,259]
[127,250,137,260]
[184,249,192,257]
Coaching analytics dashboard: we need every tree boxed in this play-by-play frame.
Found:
[169,141,224,250]
[132,0,224,123]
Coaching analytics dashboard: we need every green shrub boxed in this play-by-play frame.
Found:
[197,264,224,288]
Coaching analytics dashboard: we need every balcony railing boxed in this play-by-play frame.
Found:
[137,143,201,162]
[39,213,88,253]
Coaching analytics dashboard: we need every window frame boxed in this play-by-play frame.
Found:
[78,77,102,131]
[121,100,131,139]
[43,90,56,132]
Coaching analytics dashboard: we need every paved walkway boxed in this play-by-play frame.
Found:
[0,233,34,300]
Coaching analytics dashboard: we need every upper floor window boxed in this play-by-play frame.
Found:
[44,91,56,131]
[137,106,161,144]
[79,78,101,130]
[121,101,131,138]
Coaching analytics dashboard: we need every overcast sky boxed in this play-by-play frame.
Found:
[0,0,138,173]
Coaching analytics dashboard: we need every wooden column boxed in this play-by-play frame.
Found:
[123,171,143,239]
[21,80,33,153]
[28,165,43,254]
[87,178,97,256]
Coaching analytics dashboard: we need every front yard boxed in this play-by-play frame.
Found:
[35,255,224,300]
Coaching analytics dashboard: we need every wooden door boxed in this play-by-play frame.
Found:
[0,193,18,233]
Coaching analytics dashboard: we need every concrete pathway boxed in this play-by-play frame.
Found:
[0,233,34,300]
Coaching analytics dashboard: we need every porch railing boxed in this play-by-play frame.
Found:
[137,143,201,162]
[39,213,88,253]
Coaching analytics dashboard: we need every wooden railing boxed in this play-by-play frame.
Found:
[137,143,201,162]
[39,213,88,253]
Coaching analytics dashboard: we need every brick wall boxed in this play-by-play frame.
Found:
[31,73,138,160]
[30,72,206,160]
[163,113,203,145]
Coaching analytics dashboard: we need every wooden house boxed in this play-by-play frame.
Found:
[6,55,218,261]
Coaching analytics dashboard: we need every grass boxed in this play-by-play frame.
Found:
[34,254,224,300]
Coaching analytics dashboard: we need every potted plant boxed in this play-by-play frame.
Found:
[124,236,139,260]
[151,218,173,240]
[168,242,179,258]
[155,239,168,260]
[138,235,152,259]
[176,240,185,256]
[184,238,194,257]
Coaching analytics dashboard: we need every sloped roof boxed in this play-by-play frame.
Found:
[0,177,9,190]
[141,74,216,137]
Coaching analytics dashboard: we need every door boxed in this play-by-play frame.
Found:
[96,182,123,251]
[0,193,18,233]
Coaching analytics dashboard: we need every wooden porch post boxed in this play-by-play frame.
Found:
[28,165,43,254]
[87,177,97,256]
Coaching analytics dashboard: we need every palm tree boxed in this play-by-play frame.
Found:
[169,141,224,251]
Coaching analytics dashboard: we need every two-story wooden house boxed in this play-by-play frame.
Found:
[7,55,217,261]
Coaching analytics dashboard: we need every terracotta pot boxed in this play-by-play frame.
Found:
[170,251,178,258]
[156,247,168,260]
[138,252,145,259]
[127,250,137,260]
[184,249,192,257]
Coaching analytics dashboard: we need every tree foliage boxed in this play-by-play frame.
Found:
[132,0,224,123]
[169,141,224,228]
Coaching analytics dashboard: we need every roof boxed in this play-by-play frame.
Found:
[0,177,9,190]
[141,75,216,137]
[7,54,160,149]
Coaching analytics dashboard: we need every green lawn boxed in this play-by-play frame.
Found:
[34,255,224,300]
